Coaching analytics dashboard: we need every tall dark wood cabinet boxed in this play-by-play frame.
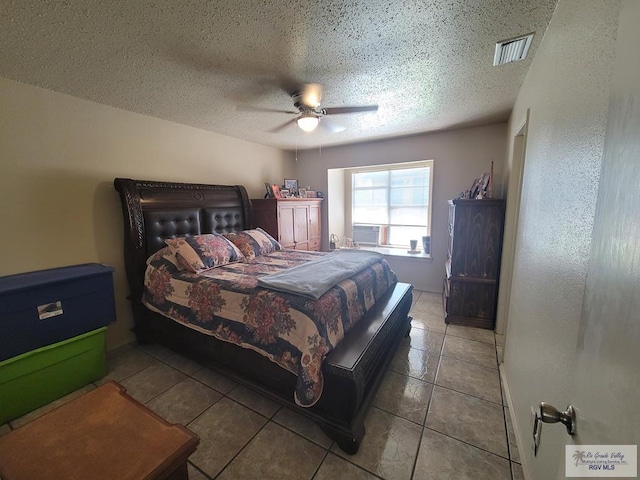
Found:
[443,199,505,329]
[251,198,323,251]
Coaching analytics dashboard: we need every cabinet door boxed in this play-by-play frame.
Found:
[308,203,321,251]
[451,204,503,279]
[277,204,296,249]
[447,280,496,328]
[293,205,309,250]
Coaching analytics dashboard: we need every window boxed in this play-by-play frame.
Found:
[351,160,433,248]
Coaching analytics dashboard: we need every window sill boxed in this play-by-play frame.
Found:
[336,246,433,261]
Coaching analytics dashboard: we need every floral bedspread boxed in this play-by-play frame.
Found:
[143,248,397,407]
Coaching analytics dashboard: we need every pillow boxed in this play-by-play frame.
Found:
[223,228,283,261]
[145,246,181,276]
[165,234,245,273]
[146,246,178,266]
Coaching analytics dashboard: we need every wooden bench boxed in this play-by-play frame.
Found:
[0,381,199,480]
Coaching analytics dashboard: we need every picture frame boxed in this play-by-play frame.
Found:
[271,184,282,199]
[306,190,317,198]
[298,187,307,198]
[264,182,275,198]
[469,176,483,199]
[480,172,491,195]
[284,179,298,195]
[280,189,290,198]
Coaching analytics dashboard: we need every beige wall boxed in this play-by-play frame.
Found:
[501,1,620,478]
[293,124,508,292]
[0,77,295,350]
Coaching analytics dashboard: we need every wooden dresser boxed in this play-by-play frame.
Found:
[251,198,323,251]
[443,198,505,329]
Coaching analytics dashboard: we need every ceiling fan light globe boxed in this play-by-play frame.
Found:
[302,83,323,108]
[297,115,319,132]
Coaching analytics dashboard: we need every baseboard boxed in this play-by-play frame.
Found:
[499,364,532,480]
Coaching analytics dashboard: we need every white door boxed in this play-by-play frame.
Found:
[559,1,640,476]
[503,2,639,479]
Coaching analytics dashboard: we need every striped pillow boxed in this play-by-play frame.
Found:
[223,228,283,261]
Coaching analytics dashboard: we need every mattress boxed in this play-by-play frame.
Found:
[142,248,397,406]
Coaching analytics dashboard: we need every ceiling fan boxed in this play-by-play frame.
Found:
[239,82,378,133]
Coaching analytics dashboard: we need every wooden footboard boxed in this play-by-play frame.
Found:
[316,281,413,452]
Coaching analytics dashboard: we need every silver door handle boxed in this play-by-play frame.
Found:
[539,402,576,435]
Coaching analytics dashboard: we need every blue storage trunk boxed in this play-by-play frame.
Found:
[0,263,116,362]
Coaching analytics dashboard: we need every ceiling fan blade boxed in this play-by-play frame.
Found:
[320,117,346,133]
[237,105,298,114]
[323,105,379,115]
[300,83,323,109]
[268,118,297,133]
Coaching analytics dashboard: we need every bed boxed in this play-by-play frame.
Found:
[113,178,413,453]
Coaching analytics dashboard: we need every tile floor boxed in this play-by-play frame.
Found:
[1,290,524,480]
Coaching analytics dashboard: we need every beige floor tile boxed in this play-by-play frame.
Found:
[409,312,447,334]
[442,335,497,370]
[188,397,267,478]
[435,356,502,404]
[133,342,174,360]
[192,366,238,394]
[217,422,325,480]
[188,463,210,480]
[332,407,422,480]
[227,385,280,418]
[9,383,96,429]
[119,363,185,403]
[314,453,379,480]
[411,291,442,312]
[446,324,496,345]
[401,326,444,354]
[390,345,440,384]
[411,290,423,308]
[504,407,521,464]
[426,386,508,458]
[373,370,433,425]
[97,344,160,385]
[272,407,333,449]
[414,428,511,480]
[145,377,222,425]
[163,353,204,376]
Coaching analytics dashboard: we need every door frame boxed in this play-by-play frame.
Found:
[495,109,529,344]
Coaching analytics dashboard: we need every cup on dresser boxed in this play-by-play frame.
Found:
[422,236,431,254]
[410,239,418,251]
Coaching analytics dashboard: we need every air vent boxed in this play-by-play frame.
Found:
[493,33,534,66]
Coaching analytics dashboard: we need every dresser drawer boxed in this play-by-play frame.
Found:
[445,278,496,329]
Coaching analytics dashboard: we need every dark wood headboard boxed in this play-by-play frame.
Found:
[113,178,251,319]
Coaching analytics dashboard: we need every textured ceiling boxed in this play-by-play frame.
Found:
[1,0,557,150]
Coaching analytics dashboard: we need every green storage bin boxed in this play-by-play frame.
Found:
[0,327,107,424]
